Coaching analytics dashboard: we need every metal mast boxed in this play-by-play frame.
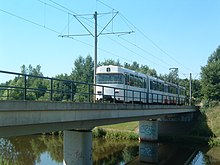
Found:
[59,11,134,86]
[189,73,192,105]
[94,11,97,85]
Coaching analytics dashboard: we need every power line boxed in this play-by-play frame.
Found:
[118,36,173,68]
[37,0,168,71]
[1,0,193,76]
[104,34,168,70]
[0,1,135,68]
[97,0,195,73]
[118,13,194,73]
[0,8,61,34]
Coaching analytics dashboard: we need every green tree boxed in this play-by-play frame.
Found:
[124,61,139,71]
[124,62,157,77]
[2,65,47,100]
[201,46,220,105]
[71,55,93,83]
[161,69,179,84]
[71,55,94,102]
[98,59,121,66]
[52,74,73,101]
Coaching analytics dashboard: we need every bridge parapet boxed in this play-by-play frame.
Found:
[0,69,189,105]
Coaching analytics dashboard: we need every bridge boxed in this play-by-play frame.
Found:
[0,70,198,165]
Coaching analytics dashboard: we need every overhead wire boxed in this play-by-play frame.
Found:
[37,0,169,70]
[118,12,195,76]
[37,0,139,64]
[103,34,169,69]
[37,0,137,64]
[0,8,61,35]
[96,0,195,74]
[1,0,194,75]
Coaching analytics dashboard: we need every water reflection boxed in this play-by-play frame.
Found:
[0,136,63,165]
[0,135,220,165]
[93,139,138,165]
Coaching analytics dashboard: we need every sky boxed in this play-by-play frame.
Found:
[1,0,220,81]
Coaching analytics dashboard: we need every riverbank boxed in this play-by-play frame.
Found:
[50,106,220,146]
[93,107,220,146]
[94,121,205,143]
[204,106,220,146]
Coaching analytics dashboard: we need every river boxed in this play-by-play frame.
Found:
[0,135,219,164]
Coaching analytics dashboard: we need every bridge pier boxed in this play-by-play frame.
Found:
[139,120,158,141]
[63,130,92,165]
[139,141,158,163]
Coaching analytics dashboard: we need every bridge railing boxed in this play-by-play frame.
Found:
[0,70,186,104]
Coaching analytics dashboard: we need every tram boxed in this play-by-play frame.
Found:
[96,65,186,104]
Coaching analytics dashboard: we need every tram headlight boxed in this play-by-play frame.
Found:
[115,89,120,93]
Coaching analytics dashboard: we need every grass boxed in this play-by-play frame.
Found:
[99,121,139,132]
[206,106,220,137]
[205,106,220,146]
[93,121,139,140]
[93,107,220,146]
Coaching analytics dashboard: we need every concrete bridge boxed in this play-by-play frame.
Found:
[0,70,198,164]
[0,100,197,164]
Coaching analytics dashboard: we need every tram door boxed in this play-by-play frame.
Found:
[124,73,129,102]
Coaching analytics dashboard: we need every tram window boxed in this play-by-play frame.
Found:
[159,83,164,92]
[140,77,144,88]
[154,81,158,90]
[125,74,129,85]
[180,88,185,95]
[96,74,124,84]
[130,74,135,86]
[144,79,148,89]
[136,76,143,88]
[169,85,178,94]
[164,85,168,93]
[150,80,154,90]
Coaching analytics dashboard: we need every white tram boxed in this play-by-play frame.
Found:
[96,65,186,104]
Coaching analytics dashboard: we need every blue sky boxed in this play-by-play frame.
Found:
[1,0,220,80]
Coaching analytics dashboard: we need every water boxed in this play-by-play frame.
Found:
[0,135,219,165]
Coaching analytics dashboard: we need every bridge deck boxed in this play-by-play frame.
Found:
[0,100,197,137]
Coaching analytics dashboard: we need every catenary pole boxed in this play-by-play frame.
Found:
[94,11,97,85]
[189,73,192,105]
[58,11,133,102]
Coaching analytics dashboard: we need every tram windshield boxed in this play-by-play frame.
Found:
[96,73,124,84]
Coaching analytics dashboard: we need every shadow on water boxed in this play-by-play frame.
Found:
[190,110,213,138]
[0,134,220,165]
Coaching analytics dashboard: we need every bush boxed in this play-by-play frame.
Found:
[93,128,107,138]
[92,128,138,140]
[202,100,220,109]
[208,138,220,147]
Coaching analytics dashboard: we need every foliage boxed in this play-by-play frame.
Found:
[71,55,94,83]
[71,55,94,102]
[1,65,47,100]
[124,61,157,77]
[190,111,212,137]
[208,138,220,147]
[100,121,138,132]
[0,55,203,103]
[201,46,220,104]
[93,128,107,138]
[104,130,138,140]
[98,59,122,66]
[206,106,220,137]
[52,74,74,101]
[160,68,180,84]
